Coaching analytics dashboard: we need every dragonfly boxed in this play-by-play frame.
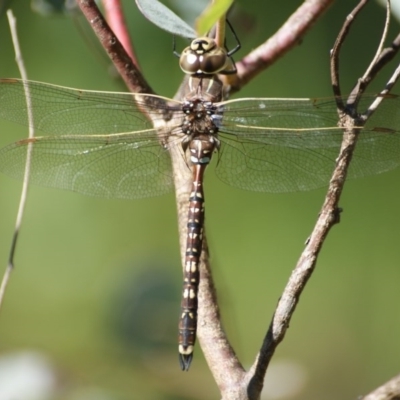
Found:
[0,37,400,371]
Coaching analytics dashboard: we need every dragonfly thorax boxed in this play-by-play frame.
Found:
[181,100,219,135]
[179,37,231,76]
[181,100,220,163]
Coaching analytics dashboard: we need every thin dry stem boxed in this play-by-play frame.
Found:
[330,0,369,103]
[332,0,400,103]
[245,41,377,388]
[247,121,356,395]
[363,32,400,86]
[364,62,400,118]
[362,0,391,80]
[244,0,400,397]
[0,10,34,309]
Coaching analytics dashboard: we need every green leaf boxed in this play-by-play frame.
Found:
[136,0,197,38]
[195,0,234,36]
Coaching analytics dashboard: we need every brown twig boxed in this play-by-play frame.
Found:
[246,0,400,396]
[330,0,369,106]
[331,0,400,106]
[77,0,152,94]
[361,0,391,81]
[362,32,400,87]
[247,124,353,394]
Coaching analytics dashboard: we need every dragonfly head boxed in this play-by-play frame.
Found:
[179,37,232,76]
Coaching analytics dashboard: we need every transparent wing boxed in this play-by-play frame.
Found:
[0,79,184,198]
[2,79,400,196]
[0,78,180,135]
[0,134,174,199]
[215,95,400,192]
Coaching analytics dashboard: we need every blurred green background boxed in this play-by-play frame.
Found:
[0,1,399,399]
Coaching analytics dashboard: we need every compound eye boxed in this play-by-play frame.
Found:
[179,48,201,74]
[179,38,231,75]
[199,52,228,74]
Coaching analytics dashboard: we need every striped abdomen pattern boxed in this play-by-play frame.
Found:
[178,99,220,370]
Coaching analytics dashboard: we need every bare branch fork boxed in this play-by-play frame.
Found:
[76,0,400,399]
[250,1,400,399]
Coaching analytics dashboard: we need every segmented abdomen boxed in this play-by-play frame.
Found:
[178,177,205,371]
